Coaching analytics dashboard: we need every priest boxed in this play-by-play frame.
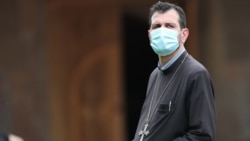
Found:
[132,1,216,141]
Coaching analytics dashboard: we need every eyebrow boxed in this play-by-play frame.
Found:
[152,20,176,25]
[151,22,176,27]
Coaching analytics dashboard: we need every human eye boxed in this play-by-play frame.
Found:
[165,23,175,28]
[151,24,161,30]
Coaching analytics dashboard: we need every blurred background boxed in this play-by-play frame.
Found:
[0,0,250,141]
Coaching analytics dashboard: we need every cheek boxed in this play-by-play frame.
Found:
[177,34,182,43]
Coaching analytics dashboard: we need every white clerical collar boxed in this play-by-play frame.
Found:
[158,48,186,71]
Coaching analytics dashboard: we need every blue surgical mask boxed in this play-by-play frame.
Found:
[149,28,179,56]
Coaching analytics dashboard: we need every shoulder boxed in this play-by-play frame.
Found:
[184,55,210,77]
[149,67,159,79]
[147,67,160,86]
[183,55,215,98]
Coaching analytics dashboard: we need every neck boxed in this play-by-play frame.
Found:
[159,46,184,66]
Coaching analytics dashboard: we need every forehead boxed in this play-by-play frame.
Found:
[151,9,180,25]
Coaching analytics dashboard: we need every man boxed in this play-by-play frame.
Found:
[132,1,216,141]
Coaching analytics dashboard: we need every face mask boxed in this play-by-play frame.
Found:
[149,28,179,56]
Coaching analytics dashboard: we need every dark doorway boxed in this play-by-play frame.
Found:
[122,13,157,140]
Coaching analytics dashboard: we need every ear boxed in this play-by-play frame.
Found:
[181,28,189,44]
